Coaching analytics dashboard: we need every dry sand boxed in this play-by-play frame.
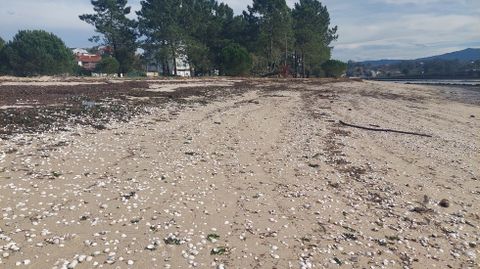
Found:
[0,78,479,269]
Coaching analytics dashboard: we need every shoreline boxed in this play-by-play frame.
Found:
[370,78,480,87]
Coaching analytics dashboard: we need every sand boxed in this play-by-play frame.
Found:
[0,78,478,268]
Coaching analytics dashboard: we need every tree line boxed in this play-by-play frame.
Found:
[348,59,480,79]
[0,0,345,78]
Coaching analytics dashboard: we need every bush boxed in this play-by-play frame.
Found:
[220,43,252,76]
[126,70,147,77]
[73,65,92,76]
[2,30,74,76]
[321,60,347,78]
[96,57,120,74]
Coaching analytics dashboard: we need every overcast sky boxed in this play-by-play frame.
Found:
[0,0,479,61]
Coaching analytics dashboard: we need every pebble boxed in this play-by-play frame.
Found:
[77,255,87,263]
[67,260,78,269]
[439,199,450,208]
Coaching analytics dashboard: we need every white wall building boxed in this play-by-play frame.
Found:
[145,46,192,77]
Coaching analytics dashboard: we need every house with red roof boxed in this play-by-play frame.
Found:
[73,48,102,71]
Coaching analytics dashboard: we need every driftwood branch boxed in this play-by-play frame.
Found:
[339,120,432,138]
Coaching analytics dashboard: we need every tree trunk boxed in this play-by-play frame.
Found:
[171,45,177,76]
[294,50,298,78]
[302,51,306,78]
[163,59,169,76]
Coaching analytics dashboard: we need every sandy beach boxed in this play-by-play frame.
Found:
[0,78,478,268]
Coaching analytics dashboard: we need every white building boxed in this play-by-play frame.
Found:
[147,58,191,77]
[145,47,192,77]
[175,53,191,77]
[72,48,89,55]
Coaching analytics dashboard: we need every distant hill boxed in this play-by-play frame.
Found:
[418,48,480,62]
[354,48,480,65]
[348,48,480,79]
[357,59,402,67]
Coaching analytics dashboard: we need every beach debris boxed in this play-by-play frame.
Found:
[164,234,183,245]
[207,234,220,243]
[333,257,343,265]
[339,120,433,137]
[0,78,478,269]
[211,246,228,255]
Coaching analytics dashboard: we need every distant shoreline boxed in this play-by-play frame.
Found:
[371,78,480,86]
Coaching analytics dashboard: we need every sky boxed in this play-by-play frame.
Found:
[0,0,479,61]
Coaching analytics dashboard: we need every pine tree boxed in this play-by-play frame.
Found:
[80,0,138,75]
[292,0,338,77]
[183,0,237,75]
[138,0,240,76]
[1,30,74,76]
[247,0,293,74]
[137,0,185,76]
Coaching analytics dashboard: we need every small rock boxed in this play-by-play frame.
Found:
[439,199,450,208]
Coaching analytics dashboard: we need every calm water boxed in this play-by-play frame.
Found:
[377,79,480,86]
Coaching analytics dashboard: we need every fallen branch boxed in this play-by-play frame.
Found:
[339,120,432,138]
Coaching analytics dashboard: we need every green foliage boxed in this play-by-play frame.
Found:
[126,70,147,77]
[0,37,4,50]
[186,41,211,75]
[184,1,235,75]
[80,0,138,74]
[73,65,92,76]
[1,30,74,76]
[138,0,185,75]
[247,0,293,73]
[138,0,240,76]
[136,0,339,77]
[293,0,338,77]
[96,56,120,74]
[322,60,347,78]
[221,43,252,76]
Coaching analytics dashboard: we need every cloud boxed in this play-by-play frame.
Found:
[372,0,455,4]
[334,9,480,60]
